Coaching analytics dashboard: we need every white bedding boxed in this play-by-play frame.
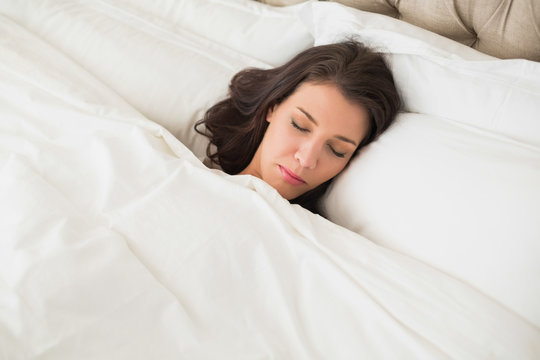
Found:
[1,1,539,359]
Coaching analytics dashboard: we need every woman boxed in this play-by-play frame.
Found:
[195,40,401,214]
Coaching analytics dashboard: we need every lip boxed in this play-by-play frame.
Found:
[278,165,306,186]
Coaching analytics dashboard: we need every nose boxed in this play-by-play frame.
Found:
[294,140,320,170]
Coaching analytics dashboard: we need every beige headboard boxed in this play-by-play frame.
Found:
[259,0,540,62]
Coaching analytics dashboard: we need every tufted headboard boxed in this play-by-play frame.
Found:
[259,0,540,62]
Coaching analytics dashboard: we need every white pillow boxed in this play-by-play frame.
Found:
[386,56,540,146]
[111,0,314,67]
[0,0,313,159]
[322,112,540,328]
[306,2,540,327]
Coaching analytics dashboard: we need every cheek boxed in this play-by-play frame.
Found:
[318,159,349,183]
[258,128,287,172]
[265,124,298,156]
[329,163,347,179]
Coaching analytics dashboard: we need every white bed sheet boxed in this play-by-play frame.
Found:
[0,13,539,360]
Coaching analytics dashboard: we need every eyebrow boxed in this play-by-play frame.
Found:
[296,107,358,146]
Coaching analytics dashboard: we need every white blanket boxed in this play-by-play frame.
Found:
[0,13,538,360]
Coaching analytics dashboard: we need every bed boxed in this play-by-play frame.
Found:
[0,0,539,358]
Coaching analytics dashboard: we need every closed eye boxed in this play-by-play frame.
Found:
[329,145,346,158]
[291,119,309,133]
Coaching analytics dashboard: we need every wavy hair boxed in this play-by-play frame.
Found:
[195,40,401,214]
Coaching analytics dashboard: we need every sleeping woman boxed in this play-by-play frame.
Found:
[195,40,401,214]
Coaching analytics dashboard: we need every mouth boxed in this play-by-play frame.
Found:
[278,165,306,186]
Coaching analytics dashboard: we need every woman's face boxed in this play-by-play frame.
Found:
[240,82,369,200]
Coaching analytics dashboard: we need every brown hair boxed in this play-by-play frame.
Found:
[195,40,401,214]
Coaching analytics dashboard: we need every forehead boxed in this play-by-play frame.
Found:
[285,82,369,141]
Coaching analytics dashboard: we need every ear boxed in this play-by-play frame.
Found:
[266,104,278,123]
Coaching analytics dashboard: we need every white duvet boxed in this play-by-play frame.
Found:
[1,2,539,359]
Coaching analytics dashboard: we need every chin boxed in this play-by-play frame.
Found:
[278,190,294,201]
[278,187,305,201]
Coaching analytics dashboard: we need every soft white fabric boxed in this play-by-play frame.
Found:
[0,0,313,161]
[387,56,540,146]
[303,2,540,327]
[1,14,539,360]
[110,0,314,66]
